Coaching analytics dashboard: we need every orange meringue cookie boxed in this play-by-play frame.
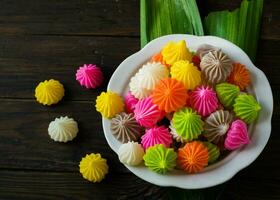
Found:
[227,63,251,90]
[152,78,188,113]
[177,141,209,174]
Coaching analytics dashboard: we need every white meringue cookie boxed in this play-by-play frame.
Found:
[118,142,144,166]
[129,62,169,99]
[48,116,78,142]
[129,75,152,99]
[137,62,169,90]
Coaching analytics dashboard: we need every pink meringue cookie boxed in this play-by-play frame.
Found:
[141,126,172,149]
[125,92,139,113]
[134,97,162,128]
[225,119,250,150]
[76,64,104,89]
[190,85,219,117]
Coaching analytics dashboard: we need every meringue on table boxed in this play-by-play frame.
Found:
[35,79,64,106]
[48,116,78,142]
[79,153,108,183]
[76,64,104,89]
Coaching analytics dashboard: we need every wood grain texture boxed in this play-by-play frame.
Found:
[221,174,280,200]
[0,35,139,100]
[0,0,279,199]
[0,169,278,200]
[0,170,167,200]
[0,0,139,36]
[0,99,128,172]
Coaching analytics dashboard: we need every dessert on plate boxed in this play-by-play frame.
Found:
[96,40,261,174]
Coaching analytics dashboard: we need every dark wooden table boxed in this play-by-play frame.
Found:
[0,0,279,199]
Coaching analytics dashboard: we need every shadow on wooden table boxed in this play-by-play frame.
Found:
[167,183,226,200]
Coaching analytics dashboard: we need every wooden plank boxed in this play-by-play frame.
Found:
[0,170,167,200]
[221,175,280,200]
[0,35,278,100]
[0,0,139,37]
[0,35,139,100]
[0,0,278,40]
[0,99,279,177]
[261,0,280,40]
[255,38,279,86]
[0,169,278,200]
[0,99,128,172]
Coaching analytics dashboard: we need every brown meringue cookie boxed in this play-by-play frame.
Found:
[169,122,187,143]
[196,44,221,59]
[204,110,234,145]
[200,50,233,85]
[110,112,144,143]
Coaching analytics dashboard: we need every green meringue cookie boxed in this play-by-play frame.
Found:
[203,142,220,164]
[172,107,204,141]
[143,144,177,174]
[216,82,240,108]
[233,94,261,124]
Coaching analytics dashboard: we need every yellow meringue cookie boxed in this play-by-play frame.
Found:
[170,60,201,90]
[79,153,109,183]
[95,91,124,118]
[35,79,64,106]
[162,40,192,65]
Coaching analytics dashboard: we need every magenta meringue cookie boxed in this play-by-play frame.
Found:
[125,91,139,113]
[225,119,250,150]
[134,97,162,128]
[141,125,172,149]
[76,64,104,89]
[190,85,219,117]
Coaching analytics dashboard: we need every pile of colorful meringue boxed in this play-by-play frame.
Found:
[96,40,262,174]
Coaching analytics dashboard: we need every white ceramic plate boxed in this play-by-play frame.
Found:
[102,34,273,189]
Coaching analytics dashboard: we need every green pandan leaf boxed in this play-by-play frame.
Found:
[203,142,220,164]
[233,94,261,124]
[216,83,240,108]
[143,144,177,174]
[140,0,204,48]
[204,0,263,61]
